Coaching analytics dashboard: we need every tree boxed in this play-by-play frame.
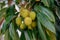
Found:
[0,0,60,40]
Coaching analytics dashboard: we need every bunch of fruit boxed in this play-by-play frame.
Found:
[16,7,37,30]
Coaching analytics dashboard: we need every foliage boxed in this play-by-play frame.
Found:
[0,0,60,40]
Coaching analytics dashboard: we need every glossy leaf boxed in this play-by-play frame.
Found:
[46,29,56,40]
[41,0,54,7]
[34,6,56,34]
[37,12,56,34]
[32,32,36,40]
[9,22,19,40]
[55,7,60,19]
[1,15,14,34]
[37,16,47,40]
[0,8,7,21]
[0,8,7,14]
[38,6,55,22]
[6,5,15,16]
[4,29,12,40]
[41,0,49,7]
[20,32,26,40]
[24,31,31,40]
[35,5,55,22]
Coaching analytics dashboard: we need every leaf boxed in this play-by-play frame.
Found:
[4,29,12,40]
[46,29,56,40]
[1,15,14,34]
[0,8,7,14]
[37,12,56,34]
[37,17,47,40]
[9,22,19,40]
[6,5,15,16]
[38,6,55,22]
[41,0,49,7]
[20,32,26,40]
[46,32,51,40]
[15,0,21,4]
[0,8,7,19]
[41,0,55,7]
[50,0,55,6]
[24,31,31,40]
[55,6,60,19]
[34,6,56,34]
[32,29,37,40]
[0,1,5,9]
[35,5,55,22]
[32,32,36,40]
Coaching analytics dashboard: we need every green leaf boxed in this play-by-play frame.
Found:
[34,5,56,34]
[0,8,7,19]
[0,8,7,14]
[37,17,47,40]
[46,29,56,40]
[37,12,56,34]
[9,22,19,40]
[46,32,50,40]
[24,31,31,40]
[32,29,37,40]
[6,5,15,17]
[20,32,26,40]
[35,5,55,22]
[41,0,49,7]
[55,7,60,19]
[32,32,36,40]
[1,15,14,34]
[41,0,54,7]
[0,1,5,9]
[4,29,12,40]
[38,6,55,22]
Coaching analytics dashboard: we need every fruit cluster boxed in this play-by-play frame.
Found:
[16,7,37,30]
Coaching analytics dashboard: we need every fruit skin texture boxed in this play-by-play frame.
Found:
[16,17,22,26]
[20,8,29,18]
[30,11,36,20]
[31,21,37,28]
[20,23,26,30]
[24,17,32,26]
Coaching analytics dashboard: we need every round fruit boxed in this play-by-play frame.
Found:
[20,8,29,18]
[28,25,32,30]
[16,17,22,26]
[24,17,32,26]
[20,7,24,13]
[30,11,36,20]
[36,0,40,1]
[20,23,26,30]
[31,21,37,28]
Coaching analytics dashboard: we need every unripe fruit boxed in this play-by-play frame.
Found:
[30,11,36,20]
[36,0,40,1]
[28,25,32,30]
[20,23,26,30]
[20,8,29,18]
[16,17,22,26]
[24,17,32,26]
[31,21,37,28]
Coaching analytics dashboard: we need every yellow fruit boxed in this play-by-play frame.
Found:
[20,7,24,13]
[30,11,36,20]
[20,23,26,30]
[16,17,22,26]
[36,0,40,1]
[31,21,37,28]
[20,8,29,18]
[28,25,32,30]
[24,17,32,26]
